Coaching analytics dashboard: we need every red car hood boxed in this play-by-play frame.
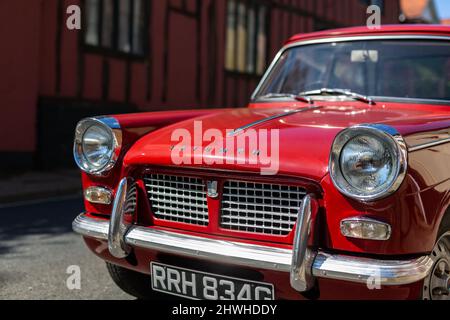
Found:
[124,102,450,181]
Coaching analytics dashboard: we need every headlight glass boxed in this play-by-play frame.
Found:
[330,125,407,201]
[74,118,121,175]
[82,125,113,170]
[340,135,396,194]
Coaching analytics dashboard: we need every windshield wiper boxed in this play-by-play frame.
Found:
[298,88,376,105]
[256,93,313,104]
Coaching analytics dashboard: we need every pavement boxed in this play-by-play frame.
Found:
[0,170,83,205]
[0,196,133,300]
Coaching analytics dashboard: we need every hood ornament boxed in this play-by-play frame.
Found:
[228,106,321,137]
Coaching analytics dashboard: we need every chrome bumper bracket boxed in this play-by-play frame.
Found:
[108,177,134,258]
[290,195,316,291]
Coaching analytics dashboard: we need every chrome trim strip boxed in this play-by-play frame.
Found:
[409,138,450,152]
[108,177,134,258]
[228,106,321,136]
[312,253,434,286]
[251,35,450,101]
[72,214,109,240]
[97,116,122,130]
[290,195,316,291]
[73,213,434,286]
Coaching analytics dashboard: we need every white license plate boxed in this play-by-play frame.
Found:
[151,262,275,300]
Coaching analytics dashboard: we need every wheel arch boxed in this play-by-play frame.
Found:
[436,190,450,240]
[438,205,450,236]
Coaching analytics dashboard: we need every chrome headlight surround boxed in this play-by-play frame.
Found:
[329,124,408,202]
[73,117,122,175]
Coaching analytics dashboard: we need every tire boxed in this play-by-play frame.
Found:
[422,215,450,300]
[106,263,175,300]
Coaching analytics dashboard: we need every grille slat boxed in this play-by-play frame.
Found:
[124,182,137,214]
[220,181,305,236]
[222,194,306,201]
[149,212,209,224]
[221,211,298,220]
[224,188,306,196]
[145,174,208,226]
[221,223,293,233]
[147,191,206,202]
[222,200,302,212]
[153,199,208,212]
[221,216,296,225]
[146,178,204,188]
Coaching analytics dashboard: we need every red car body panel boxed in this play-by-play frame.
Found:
[286,24,450,45]
[77,26,450,300]
[114,101,450,255]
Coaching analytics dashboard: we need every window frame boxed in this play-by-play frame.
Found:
[81,0,150,60]
[224,0,270,77]
[251,35,450,105]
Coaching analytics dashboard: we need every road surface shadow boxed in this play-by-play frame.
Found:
[0,198,84,256]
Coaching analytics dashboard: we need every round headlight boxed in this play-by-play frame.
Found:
[329,125,407,201]
[74,118,122,175]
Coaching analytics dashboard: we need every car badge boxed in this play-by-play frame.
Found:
[207,181,219,198]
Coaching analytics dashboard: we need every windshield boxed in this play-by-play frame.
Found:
[254,39,450,102]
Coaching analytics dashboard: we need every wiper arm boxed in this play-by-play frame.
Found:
[256,93,313,104]
[298,88,376,105]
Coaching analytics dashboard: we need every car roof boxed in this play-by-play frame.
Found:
[286,24,450,45]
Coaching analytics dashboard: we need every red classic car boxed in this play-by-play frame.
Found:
[72,25,450,300]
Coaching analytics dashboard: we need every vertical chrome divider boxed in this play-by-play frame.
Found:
[108,177,134,258]
[290,195,316,292]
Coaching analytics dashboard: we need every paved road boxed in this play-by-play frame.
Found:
[0,197,133,300]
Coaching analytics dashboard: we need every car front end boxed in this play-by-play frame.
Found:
[72,26,450,300]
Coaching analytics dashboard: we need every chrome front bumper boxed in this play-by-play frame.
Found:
[74,178,433,292]
[73,213,433,288]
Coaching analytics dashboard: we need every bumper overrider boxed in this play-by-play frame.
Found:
[73,178,433,294]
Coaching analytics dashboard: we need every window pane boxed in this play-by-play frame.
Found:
[101,0,114,48]
[132,0,146,55]
[246,6,256,73]
[255,40,450,101]
[85,0,100,45]
[225,0,236,71]
[118,0,131,53]
[236,2,247,73]
[256,6,267,75]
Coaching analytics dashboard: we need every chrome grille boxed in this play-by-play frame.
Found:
[124,181,137,215]
[144,174,208,226]
[220,181,306,236]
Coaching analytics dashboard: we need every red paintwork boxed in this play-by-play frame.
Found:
[120,101,450,255]
[286,24,450,45]
[79,26,450,299]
